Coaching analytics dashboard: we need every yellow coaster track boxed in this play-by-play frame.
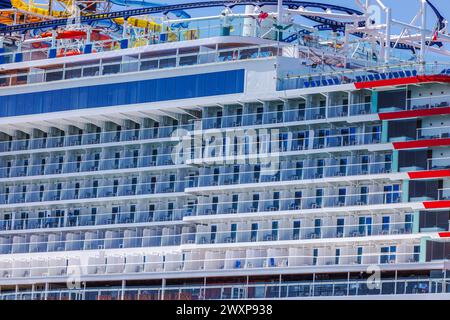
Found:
[0,0,161,32]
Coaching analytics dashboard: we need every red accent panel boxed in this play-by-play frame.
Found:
[408,170,450,179]
[354,75,450,89]
[393,138,450,150]
[439,232,450,238]
[423,200,450,209]
[379,106,450,120]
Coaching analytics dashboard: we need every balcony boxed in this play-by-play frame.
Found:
[0,218,414,254]
[0,178,194,205]
[196,159,392,188]
[0,207,191,231]
[193,130,383,165]
[195,189,403,217]
[0,123,192,154]
[417,125,450,140]
[0,246,420,279]
[201,102,372,130]
[194,221,413,245]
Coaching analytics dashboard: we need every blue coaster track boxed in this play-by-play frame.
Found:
[0,0,364,33]
[0,0,445,53]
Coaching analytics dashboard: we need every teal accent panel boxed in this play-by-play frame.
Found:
[371,91,378,113]
[392,150,399,172]
[382,120,389,143]
[220,27,231,36]
[419,237,430,263]
[402,180,409,203]
[412,211,420,234]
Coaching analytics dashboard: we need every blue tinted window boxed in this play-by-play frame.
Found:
[0,70,245,117]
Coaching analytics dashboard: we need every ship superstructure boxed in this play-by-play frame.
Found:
[0,0,450,300]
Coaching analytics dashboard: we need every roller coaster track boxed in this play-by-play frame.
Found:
[0,0,445,54]
[0,0,363,34]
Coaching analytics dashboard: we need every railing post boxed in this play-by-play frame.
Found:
[161,278,166,300]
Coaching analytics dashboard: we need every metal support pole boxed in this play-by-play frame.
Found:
[420,0,427,64]
[161,278,166,300]
[122,19,128,39]
[44,282,49,300]
[277,0,284,24]
[385,8,391,64]
[48,0,53,17]
[51,30,56,48]
[121,280,126,300]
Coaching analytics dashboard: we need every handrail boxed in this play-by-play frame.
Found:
[0,251,419,274]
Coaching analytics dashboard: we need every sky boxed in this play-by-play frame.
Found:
[119,0,450,33]
[42,0,448,28]
[135,0,450,25]
[317,0,450,29]
[301,0,450,34]
[313,0,450,20]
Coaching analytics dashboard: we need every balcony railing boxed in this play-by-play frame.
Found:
[417,125,450,140]
[195,190,403,216]
[0,179,195,205]
[0,123,191,154]
[191,131,383,164]
[405,93,450,112]
[437,188,450,201]
[0,207,193,231]
[195,160,392,188]
[201,102,372,130]
[427,156,450,171]
[0,153,184,179]
[0,221,414,254]
[0,251,421,280]
[194,221,413,244]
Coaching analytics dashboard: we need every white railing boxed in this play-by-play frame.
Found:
[427,156,450,171]
[195,189,403,216]
[0,251,421,280]
[406,93,450,112]
[200,102,372,130]
[0,122,191,153]
[0,221,414,253]
[195,160,392,187]
[0,179,194,205]
[0,153,183,178]
[417,125,450,140]
[0,208,190,231]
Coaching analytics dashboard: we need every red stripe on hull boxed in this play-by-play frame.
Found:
[379,106,450,120]
[423,200,450,209]
[408,170,450,179]
[354,75,450,89]
[393,138,450,150]
[439,232,450,238]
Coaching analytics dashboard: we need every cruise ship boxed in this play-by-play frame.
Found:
[0,0,450,300]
